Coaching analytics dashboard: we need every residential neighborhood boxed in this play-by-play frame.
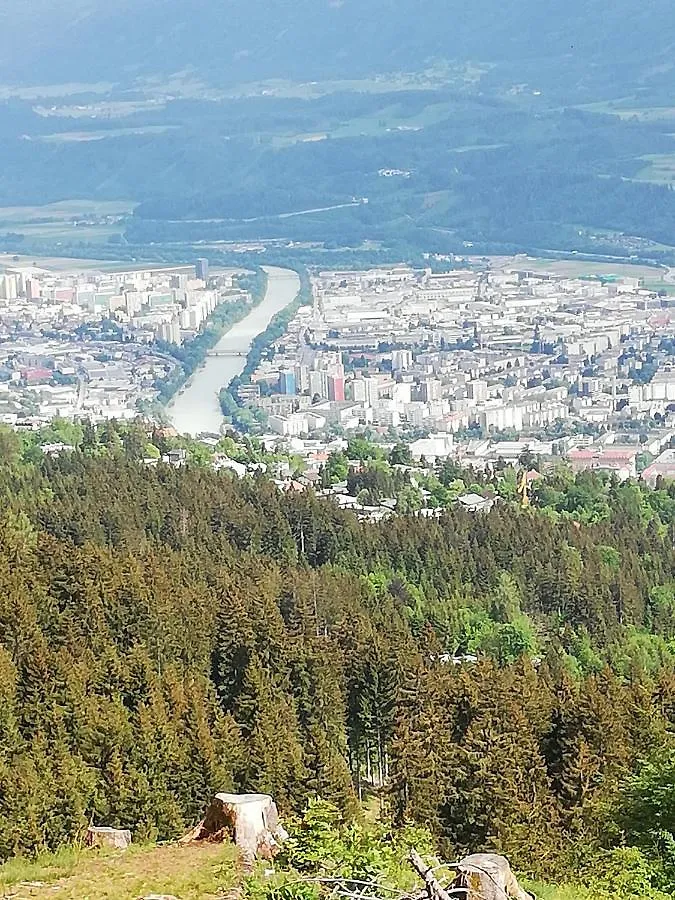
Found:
[0,261,248,424]
[231,260,675,482]
[1,254,674,485]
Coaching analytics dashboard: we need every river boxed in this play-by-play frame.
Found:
[169,266,301,435]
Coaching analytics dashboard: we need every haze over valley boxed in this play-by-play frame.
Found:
[1,1,675,262]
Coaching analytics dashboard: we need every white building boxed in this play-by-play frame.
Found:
[410,433,454,464]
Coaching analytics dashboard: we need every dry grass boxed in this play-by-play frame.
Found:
[0,842,240,900]
[0,844,599,900]
[525,881,592,899]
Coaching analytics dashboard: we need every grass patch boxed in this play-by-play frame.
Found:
[0,199,137,246]
[0,845,84,888]
[0,200,136,223]
[0,842,239,900]
[525,880,592,899]
[495,256,665,280]
[643,279,675,295]
[635,153,675,184]
[37,126,179,144]
[577,99,675,122]
[272,99,457,147]
[222,63,491,101]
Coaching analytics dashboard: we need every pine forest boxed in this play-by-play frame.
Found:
[0,421,674,897]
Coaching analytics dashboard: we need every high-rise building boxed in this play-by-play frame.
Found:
[195,258,209,281]
[170,317,182,345]
[350,376,378,406]
[393,382,412,404]
[327,375,345,402]
[0,274,18,300]
[309,370,327,399]
[392,349,413,372]
[420,378,442,402]
[279,369,297,396]
[160,317,182,345]
[294,364,310,393]
[171,273,189,290]
[467,379,488,402]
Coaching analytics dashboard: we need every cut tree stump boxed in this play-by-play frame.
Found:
[180,793,287,863]
[86,826,132,850]
[451,853,534,900]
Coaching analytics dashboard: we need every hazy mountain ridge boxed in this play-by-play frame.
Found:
[3,0,675,96]
[2,0,675,260]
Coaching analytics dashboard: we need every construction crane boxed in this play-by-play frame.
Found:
[516,469,530,509]
[474,270,488,303]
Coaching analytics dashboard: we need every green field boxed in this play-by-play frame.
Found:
[0,843,239,900]
[0,253,125,272]
[579,97,675,122]
[37,125,179,143]
[0,843,624,900]
[222,62,491,100]
[0,200,136,222]
[635,152,675,183]
[0,81,115,101]
[271,99,458,147]
[0,199,137,245]
[490,255,668,280]
[34,99,167,119]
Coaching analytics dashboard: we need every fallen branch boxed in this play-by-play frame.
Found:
[409,850,453,900]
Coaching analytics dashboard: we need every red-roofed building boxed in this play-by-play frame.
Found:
[648,312,671,329]
[21,367,52,385]
[642,449,675,488]
[567,446,638,481]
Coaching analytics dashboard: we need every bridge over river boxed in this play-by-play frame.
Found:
[169,266,300,436]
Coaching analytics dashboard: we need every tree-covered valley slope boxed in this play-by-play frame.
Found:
[0,421,674,898]
[2,2,675,260]
[4,0,675,99]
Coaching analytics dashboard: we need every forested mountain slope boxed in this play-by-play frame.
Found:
[3,3,675,260]
[3,0,675,97]
[0,422,674,895]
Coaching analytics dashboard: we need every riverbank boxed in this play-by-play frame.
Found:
[219,266,312,431]
[154,269,268,404]
[169,266,301,435]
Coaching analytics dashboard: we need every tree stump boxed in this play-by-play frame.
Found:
[451,854,534,900]
[86,826,132,850]
[180,792,286,863]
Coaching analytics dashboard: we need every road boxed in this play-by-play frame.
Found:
[165,200,364,225]
[168,266,300,436]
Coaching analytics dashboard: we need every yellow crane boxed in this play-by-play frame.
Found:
[516,469,530,509]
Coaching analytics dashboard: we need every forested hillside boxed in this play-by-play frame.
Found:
[3,2,675,261]
[4,0,675,99]
[1,422,674,894]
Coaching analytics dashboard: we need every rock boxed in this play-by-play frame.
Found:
[85,826,132,850]
[451,853,534,900]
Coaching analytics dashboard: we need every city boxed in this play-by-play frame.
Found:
[3,1,675,894]
[235,260,675,485]
[0,257,249,425]
[1,254,674,487]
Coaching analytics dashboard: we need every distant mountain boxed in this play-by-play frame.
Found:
[3,0,675,97]
[3,0,675,258]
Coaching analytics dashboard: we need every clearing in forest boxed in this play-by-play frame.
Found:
[0,842,239,900]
